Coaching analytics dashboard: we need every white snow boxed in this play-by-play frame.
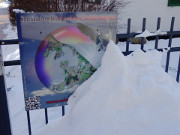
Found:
[118,0,180,33]
[154,29,167,35]
[135,29,167,38]
[118,37,180,79]
[35,41,180,135]
[13,9,25,13]
[135,30,156,38]
[0,1,9,8]
[12,9,34,14]
[2,24,17,40]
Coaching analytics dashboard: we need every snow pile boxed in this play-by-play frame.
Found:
[35,41,180,135]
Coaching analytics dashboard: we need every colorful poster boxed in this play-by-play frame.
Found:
[16,12,117,110]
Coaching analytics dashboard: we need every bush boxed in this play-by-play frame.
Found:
[9,0,129,26]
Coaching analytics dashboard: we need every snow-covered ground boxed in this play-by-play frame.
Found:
[1,2,180,135]
[0,1,9,8]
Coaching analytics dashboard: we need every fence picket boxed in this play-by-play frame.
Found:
[62,106,65,116]
[165,17,175,73]
[27,111,32,135]
[45,108,48,124]
[155,17,161,49]
[126,18,131,53]
[176,55,180,82]
[141,18,146,50]
[168,17,175,48]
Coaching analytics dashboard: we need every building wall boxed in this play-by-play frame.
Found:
[118,0,180,33]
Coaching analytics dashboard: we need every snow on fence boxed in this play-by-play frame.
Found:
[0,16,180,135]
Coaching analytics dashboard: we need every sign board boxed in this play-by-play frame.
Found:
[16,12,117,110]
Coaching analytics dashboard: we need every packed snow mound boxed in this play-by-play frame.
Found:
[35,41,180,135]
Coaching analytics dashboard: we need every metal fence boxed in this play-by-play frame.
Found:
[117,17,180,77]
[1,16,180,135]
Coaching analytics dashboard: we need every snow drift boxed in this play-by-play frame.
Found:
[35,41,180,135]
